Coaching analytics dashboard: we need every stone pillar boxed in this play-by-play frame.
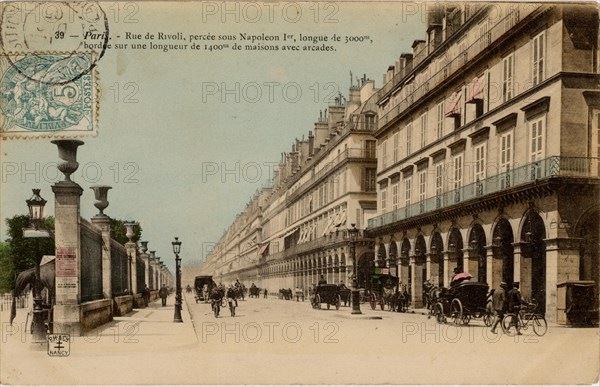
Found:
[513,243,522,284]
[90,185,112,300]
[465,247,479,280]
[126,242,138,294]
[486,245,499,290]
[91,215,112,299]
[545,238,582,324]
[140,241,150,289]
[51,139,85,336]
[426,253,439,287]
[410,256,424,308]
[400,255,410,287]
[443,253,450,287]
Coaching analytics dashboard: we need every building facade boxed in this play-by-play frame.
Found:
[205,79,380,293]
[367,3,599,323]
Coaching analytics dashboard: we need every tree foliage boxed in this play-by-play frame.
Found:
[3,215,55,291]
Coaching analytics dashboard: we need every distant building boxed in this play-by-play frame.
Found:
[367,3,599,323]
[204,79,380,291]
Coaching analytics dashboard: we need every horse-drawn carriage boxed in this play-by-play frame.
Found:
[311,284,341,310]
[249,284,261,298]
[194,275,213,303]
[338,286,351,306]
[433,282,493,325]
[369,270,405,311]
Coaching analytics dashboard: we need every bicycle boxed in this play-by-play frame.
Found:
[501,303,548,336]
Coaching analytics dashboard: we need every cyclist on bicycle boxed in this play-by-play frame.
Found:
[507,282,530,335]
[226,285,237,317]
[209,286,223,317]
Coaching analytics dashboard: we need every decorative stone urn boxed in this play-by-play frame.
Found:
[140,241,149,254]
[124,222,137,243]
[51,139,84,183]
[90,185,112,216]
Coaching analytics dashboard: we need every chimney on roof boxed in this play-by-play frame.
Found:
[308,131,314,156]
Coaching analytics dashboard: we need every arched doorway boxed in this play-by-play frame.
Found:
[431,232,444,287]
[448,228,464,274]
[521,212,547,314]
[493,218,514,285]
[469,223,487,283]
[357,252,374,290]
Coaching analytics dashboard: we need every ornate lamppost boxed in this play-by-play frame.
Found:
[24,189,50,344]
[172,237,183,323]
[348,224,362,315]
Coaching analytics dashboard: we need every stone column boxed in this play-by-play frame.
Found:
[90,185,112,300]
[545,237,582,324]
[91,215,111,299]
[465,245,479,280]
[426,253,439,287]
[140,241,150,288]
[400,255,410,288]
[485,245,498,290]
[512,243,522,288]
[410,255,424,308]
[124,222,138,295]
[51,139,85,336]
[443,252,450,288]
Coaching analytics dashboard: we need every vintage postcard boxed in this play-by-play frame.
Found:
[1,1,599,385]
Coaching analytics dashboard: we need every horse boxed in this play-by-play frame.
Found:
[11,257,55,327]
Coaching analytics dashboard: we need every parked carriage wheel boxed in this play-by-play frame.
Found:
[451,299,463,325]
[483,310,494,327]
[435,302,446,324]
[336,295,341,310]
[315,294,321,309]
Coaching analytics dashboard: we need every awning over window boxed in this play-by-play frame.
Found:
[445,91,462,117]
[258,242,270,256]
[466,76,485,103]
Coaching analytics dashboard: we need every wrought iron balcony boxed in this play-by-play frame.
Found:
[368,156,600,229]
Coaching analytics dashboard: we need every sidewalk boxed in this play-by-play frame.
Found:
[1,293,199,354]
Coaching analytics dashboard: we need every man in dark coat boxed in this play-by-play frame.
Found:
[159,284,168,307]
[507,282,529,335]
[318,275,327,285]
[491,282,507,334]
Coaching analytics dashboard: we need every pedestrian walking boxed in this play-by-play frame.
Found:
[159,284,168,307]
[263,288,268,298]
[490,282,507,334]
[143,284,150,306]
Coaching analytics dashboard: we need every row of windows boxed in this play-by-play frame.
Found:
[379,114,546,213]
[379,30,547,171]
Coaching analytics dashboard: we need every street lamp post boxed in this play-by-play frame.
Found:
[172,237,183,323]
[348,224,362,315]
[25,189,49,343]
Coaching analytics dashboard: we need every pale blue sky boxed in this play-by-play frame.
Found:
[1,2,425,272]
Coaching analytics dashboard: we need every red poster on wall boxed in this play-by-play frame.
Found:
[56,247,77,277]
